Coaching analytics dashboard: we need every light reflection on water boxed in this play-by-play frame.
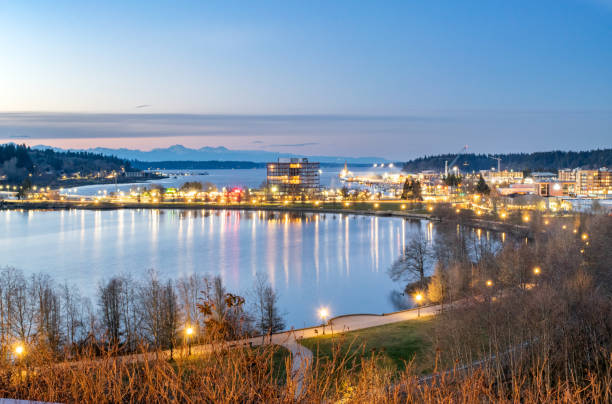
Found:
[3,209,442,328]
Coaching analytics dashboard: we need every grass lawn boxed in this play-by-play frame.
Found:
[170,344,291,384]
[300,318,435,375]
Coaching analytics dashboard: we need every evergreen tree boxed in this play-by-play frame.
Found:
[444,174,462,187]
[401,179,411,199]
[476,174,490,195]
[411,180,423,201]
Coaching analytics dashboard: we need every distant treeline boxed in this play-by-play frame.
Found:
[0,143,133,184]
[402,149,612,173]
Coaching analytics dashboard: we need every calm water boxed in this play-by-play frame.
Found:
[1,208,438,327]
[61,166,402,196]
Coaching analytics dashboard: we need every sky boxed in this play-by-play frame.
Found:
[0,0,611,159]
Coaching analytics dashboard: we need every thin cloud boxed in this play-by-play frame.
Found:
[268,142,319,147]
[135,105,151,109]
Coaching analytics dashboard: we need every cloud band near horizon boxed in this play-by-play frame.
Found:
[0,111,610,160]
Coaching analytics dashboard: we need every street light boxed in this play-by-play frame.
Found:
[581,233,588,241]
[533,266,541,275]
[486,280,493,287]
[319,307,329,335]
[185,326,194,356]
[414,293,423,317]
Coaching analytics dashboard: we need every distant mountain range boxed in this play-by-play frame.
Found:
[30,144,389,164]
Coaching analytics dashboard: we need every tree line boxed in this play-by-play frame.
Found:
[402,148,612,172]
[0,143,133,185]
[0,269,284,363]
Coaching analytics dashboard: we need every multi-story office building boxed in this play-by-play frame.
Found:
[267,158,320,195]
[558,169,576,182]
[575,168,611,196]
[480,169,523,184]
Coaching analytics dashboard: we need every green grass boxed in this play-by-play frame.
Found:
[169,344,291,384]
[300,318,435,375]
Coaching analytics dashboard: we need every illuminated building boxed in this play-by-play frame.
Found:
[558,169,576,182]
[480,169,523,184]
[267,158,320,194]
[575,168,611,196]
[536,181,574,197]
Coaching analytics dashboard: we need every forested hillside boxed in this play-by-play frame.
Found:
[402,149,612,173]
[0,143,133,185]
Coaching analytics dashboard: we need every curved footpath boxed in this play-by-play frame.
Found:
[246,304,441,392]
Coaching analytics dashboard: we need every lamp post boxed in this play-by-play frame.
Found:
[319,308,329,335]
[14,344,25,381]
[185,326,194,356]
[414,293,423,317]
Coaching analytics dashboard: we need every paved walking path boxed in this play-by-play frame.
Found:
[42,303,442,395]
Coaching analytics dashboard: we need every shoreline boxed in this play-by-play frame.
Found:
[1,200,531,236]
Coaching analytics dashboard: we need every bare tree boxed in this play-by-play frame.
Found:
[98,277,124,346]
[31,273,62,354]
[60,282,84,350]
[252,273,285,340]
[119,275,141,351]
[427,263,448,308]
[9,269,35,343]
[388,230,431,288]
[161,280,180,358]
[139,272,180,356]
[177,274,212,336]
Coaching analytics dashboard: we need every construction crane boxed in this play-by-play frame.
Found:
[445,145,468,176]
[487,155,501,172]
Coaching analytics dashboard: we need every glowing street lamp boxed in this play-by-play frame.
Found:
[533,266,541,275]
[414,293,423,317]
[581,233,588,241]
[401,204,406,210]
[486,279,493,287]
[374,203,380,209]
[319,307,329,334]
[185,326,195,356]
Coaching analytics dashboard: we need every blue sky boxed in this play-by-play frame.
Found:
[0,1,611,159]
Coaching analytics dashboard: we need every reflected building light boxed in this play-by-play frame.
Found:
[375,217,379,272]
[345,216,350,276]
